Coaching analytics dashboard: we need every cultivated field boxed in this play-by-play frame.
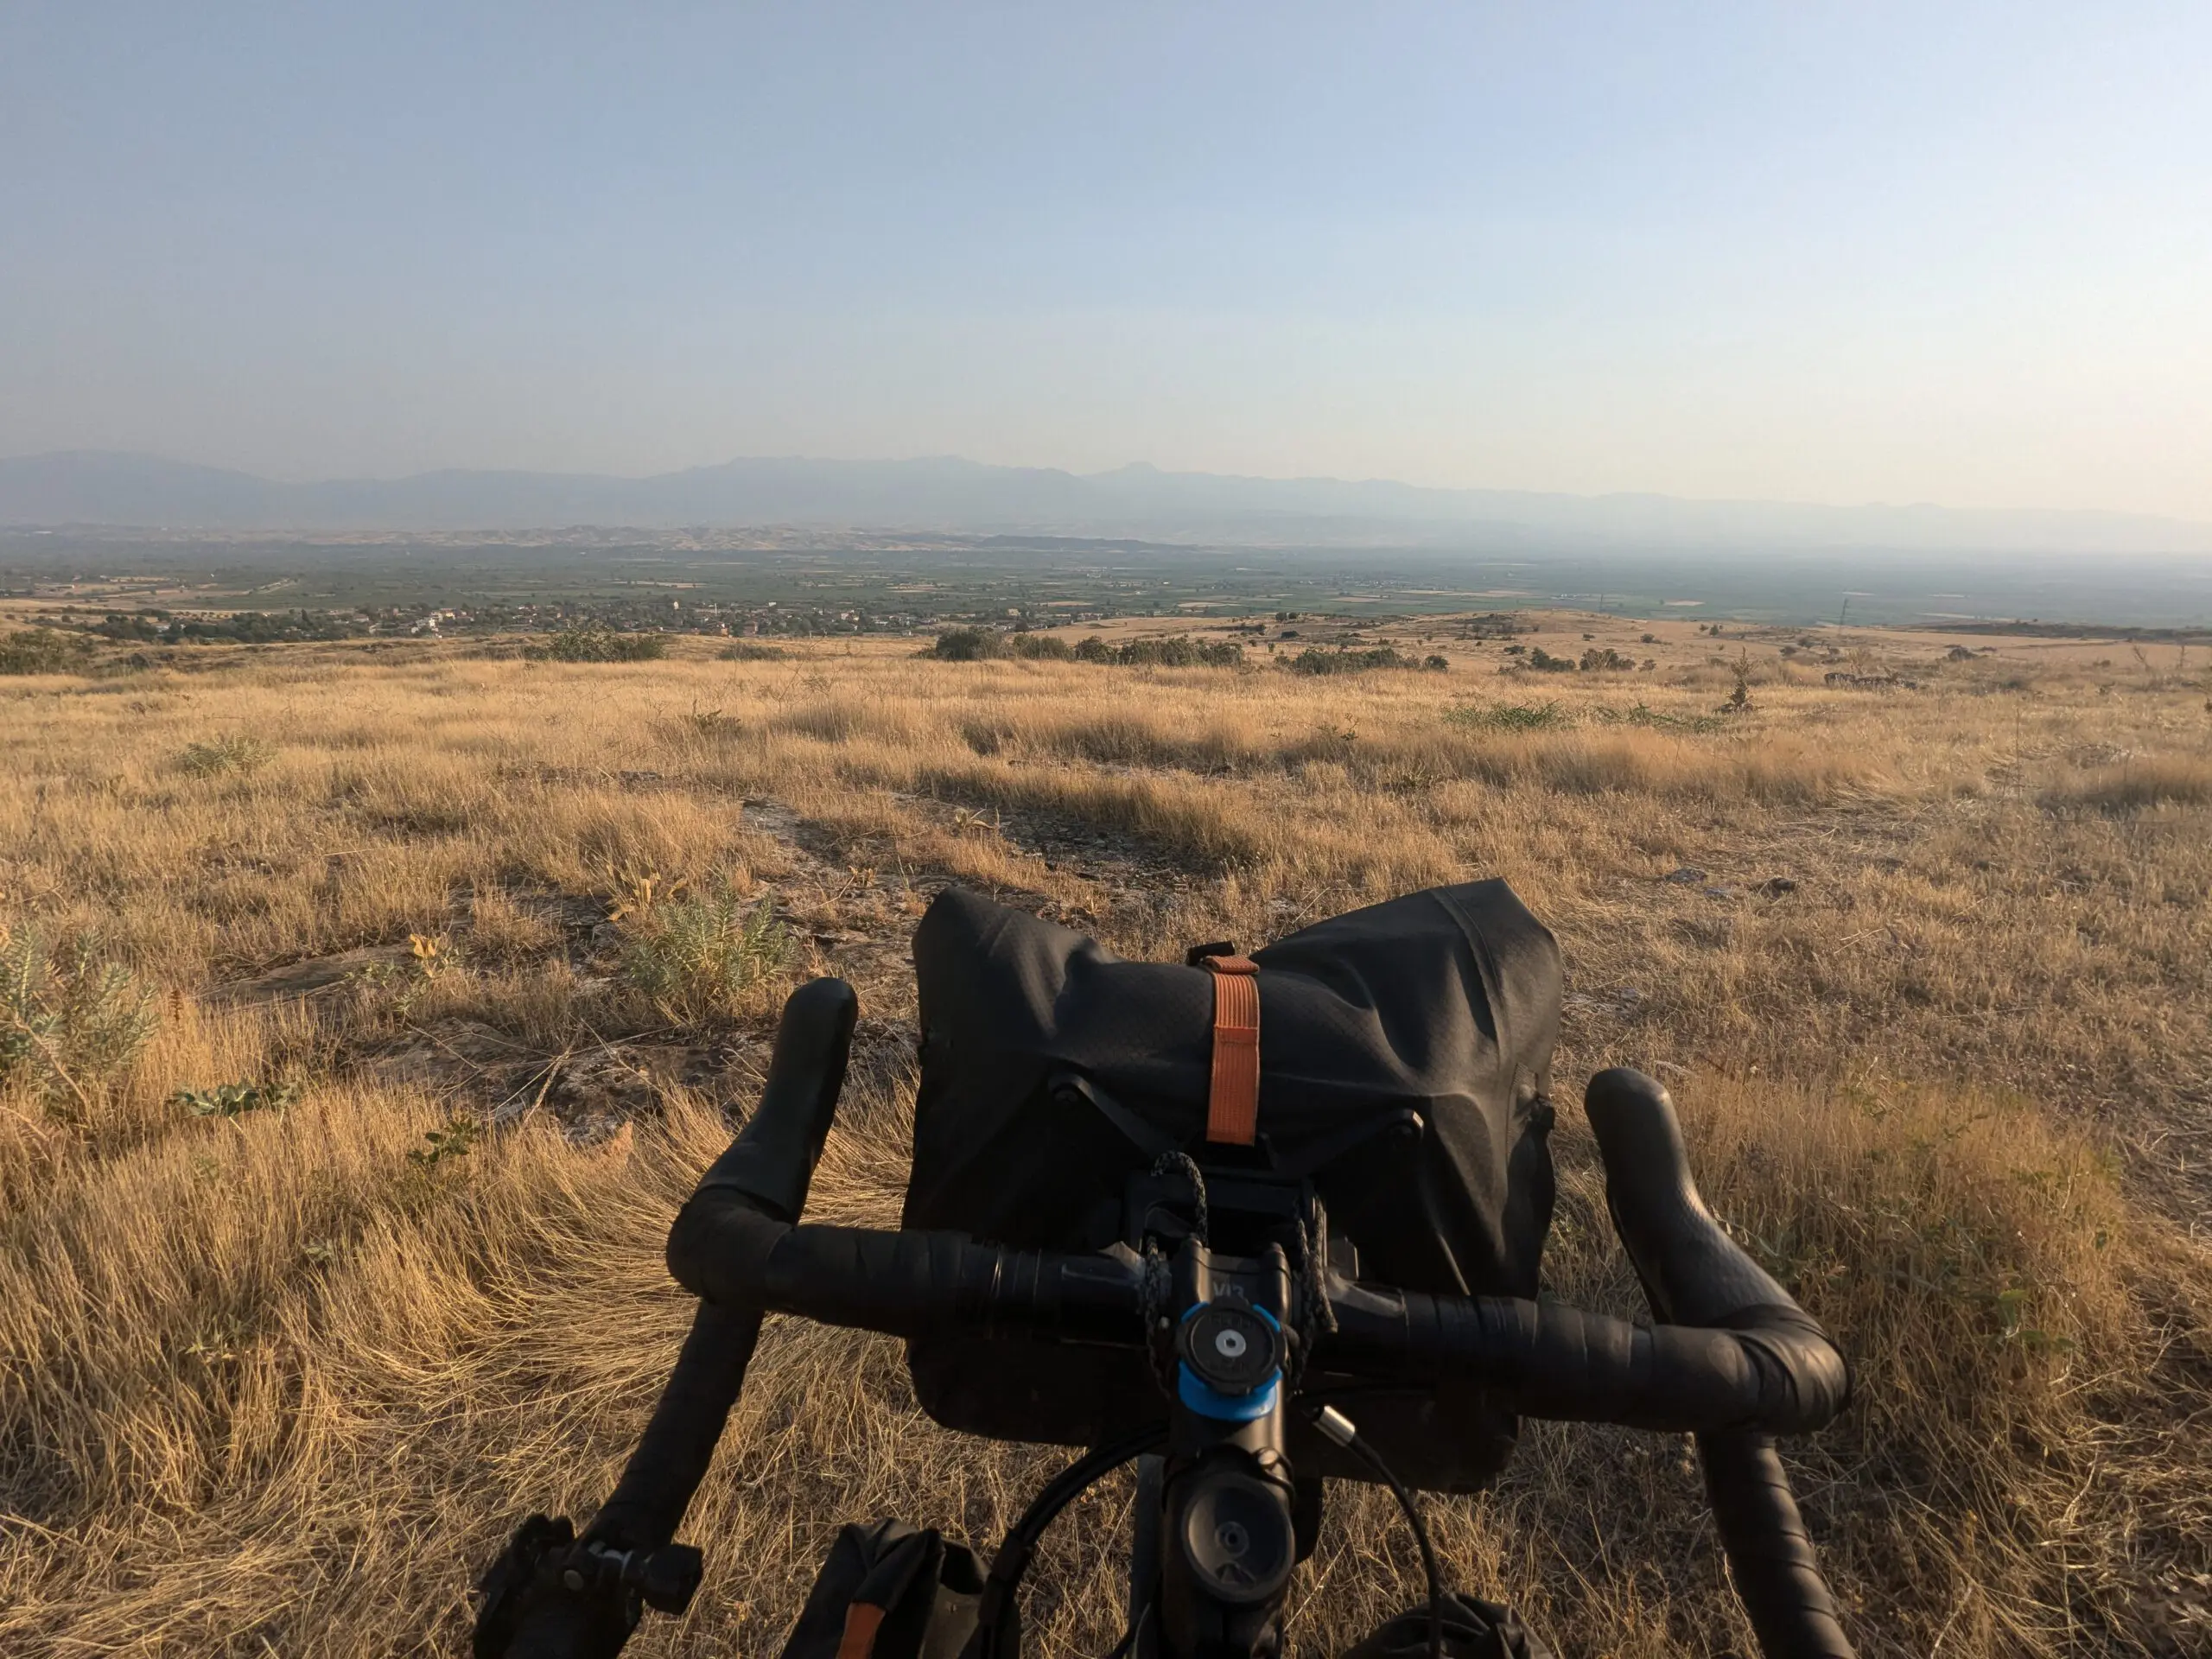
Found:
[2,616,2208,1656]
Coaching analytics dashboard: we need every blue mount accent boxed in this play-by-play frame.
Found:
[1178,1365,1281,1422]
[1175,1302,1283,1422]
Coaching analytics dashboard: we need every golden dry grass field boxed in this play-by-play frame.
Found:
[2,613,2209,1656]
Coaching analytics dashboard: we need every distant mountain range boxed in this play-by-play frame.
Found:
[4,449,2209,555]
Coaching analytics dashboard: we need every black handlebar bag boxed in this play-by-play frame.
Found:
[901,880,1562,1493]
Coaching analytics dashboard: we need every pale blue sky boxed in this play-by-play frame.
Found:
[4,3,2209,517]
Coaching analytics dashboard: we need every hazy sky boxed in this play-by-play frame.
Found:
[5,3,2209,518]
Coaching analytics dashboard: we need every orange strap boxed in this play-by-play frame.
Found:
[1200,956,1261,1146]
[835,1603,888,1659]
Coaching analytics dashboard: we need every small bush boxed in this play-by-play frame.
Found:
[1524,646,1577,673]
[536,626,668,663]
[407,1115,481,1169]
[1580,646,1635,671]
[1422,654,1450,671]
[178,734,274,777]
[175,1080,299,1118]
[1122,636,1241,668]
[0,629,93,676]
[1592,701,1724,734]
[1286,645,1412,676]
[0,925,159,1102]
[927,629,1085,663]
[1065,634,1242,668]
[926,628,1006,661]
[620,890,788,1031]
[1446,701,1568,731]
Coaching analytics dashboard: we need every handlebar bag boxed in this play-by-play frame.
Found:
[901,880,1561,1493]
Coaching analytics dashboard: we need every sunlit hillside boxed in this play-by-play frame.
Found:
[3,617,2208,1656]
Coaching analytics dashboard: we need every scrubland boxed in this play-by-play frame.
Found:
[1,622,2209,1656]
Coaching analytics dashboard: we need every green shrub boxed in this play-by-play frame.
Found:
[407,1115,482,1169]
[0,925,159,1101]
[936,629,1237,667]
[1580,647,1635,671]
[1524,646,1577,672]
[1286,645,1413,676]
[620,891,788,1031]
[0,629,93,676]
[926,628,1007,661]
[537,626,668,663]
[1116,635,1241,668]
[175,1079,299,1118]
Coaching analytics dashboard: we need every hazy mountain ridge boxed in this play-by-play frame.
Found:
[4,449,2209,555]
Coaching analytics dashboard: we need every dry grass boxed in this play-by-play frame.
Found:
[2,628,2209,1656]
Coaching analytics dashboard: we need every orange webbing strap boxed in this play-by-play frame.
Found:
[835,1602,888,1659]
[1200,955,1261,1146]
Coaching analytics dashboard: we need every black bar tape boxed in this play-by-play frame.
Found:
[1586,1066,1803,1328]
[1584,1068,1857,1659]
[683,977,857,1223]
[1323,1284,1844,1434]
[586,1300,765,1551]
[1701,1433,1857,1659]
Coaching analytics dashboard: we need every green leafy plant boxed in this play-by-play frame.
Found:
[175,1079,300,1118]
[534,626,668,663]
[408,1115,482,1169]
[1726,657,1754,711]
[0,923,159,1103]
[620,888,788,1032]
[1992,1286,2075,1354]
[346,932,452,1023]
[0,629,94,675]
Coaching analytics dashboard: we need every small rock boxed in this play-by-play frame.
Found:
[1755,876,1799,897]
[1702,886,1742,901]
[1662,866,1707,885]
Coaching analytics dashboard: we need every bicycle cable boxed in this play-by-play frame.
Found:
[1309,1403,1444,1659]
[971,1422,1169,1659]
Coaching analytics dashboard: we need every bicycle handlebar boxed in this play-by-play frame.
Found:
[487,981,1859,1659]
[663,1066,1850,1441]
[1586,1067,1856,1658]
[587,977,857,1555]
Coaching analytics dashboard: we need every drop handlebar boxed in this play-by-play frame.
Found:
[484,979,1858,1659]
